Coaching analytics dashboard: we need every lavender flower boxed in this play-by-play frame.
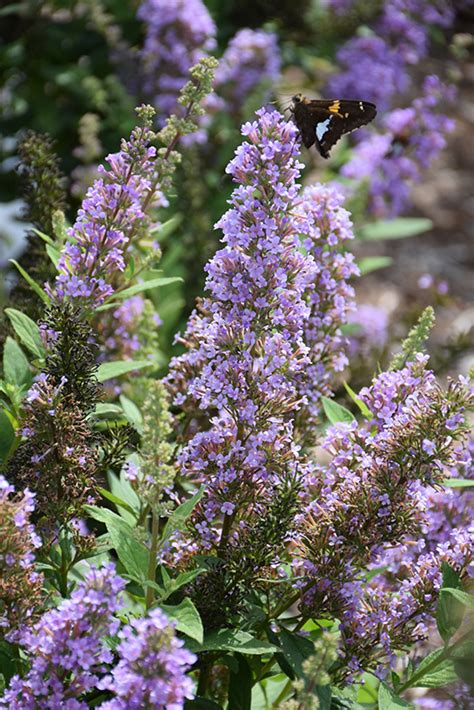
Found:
[0,476,43,641]
[347,304,389,359]
[294,183,358,442]
[98,608,196,709]
[0,565,125,709]
[215,29,281,113]
[52,118,166,307]
[295,356,471,626]
[138,0,216,123]
[328,35,409,112]
[342,76,455,217]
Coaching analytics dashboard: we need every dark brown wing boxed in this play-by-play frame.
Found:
[295,99,377,158]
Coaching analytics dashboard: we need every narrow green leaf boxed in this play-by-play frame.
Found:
[160,598,203,644]
[378,682,412,709]
[359,218,433,241]
[186,629,278,655]
[0,409,15,463]
[437,564,463,643]
[343,382,372,418]
[108,469,140,514]
[228,654,252,710]
[98,487,136,517]
[4,309,44,358]
[161,486,205,543]
[96,360,153,382]
[443,478,474,489]
[278,628,314,677]
[321,396,356,426]
[31,227,54,245]
[357,256,392,275]
[441,588,474,610]
[83,504,135,532]
[9,260,50,304]
[45,243,61,266]
[94,403,123,417]
[151,215,182,243]
[119,395,143,433]
[3,337,31,388]
[115,276,183,300]
[406,648,457,688]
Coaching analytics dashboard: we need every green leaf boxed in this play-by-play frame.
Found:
[228,654,252,710]
[108,469,140,515]
[30,227,54,245]
[4,309,44,358]
[0,409,15,463]
[45,243,61,266]
[357,256,393,275]
[158,567,205,601]
[83,504,135,532]
[359,218,433,241]
[321,396,356,426]
[378,682,412,709]
[98,487,137,517]
[343,382,372,418]
[443,478,474,489]
[96,359,153,382]
[9,260,50,304]
[161,486,205,543]
[107,523,149,582]
[151,215,182,243]
[315,685,332,710]
[3,337,31,388]
[186,629,278,655]
[406,649,457,688]
[441,588,474,610]
[278,628,314,677]
[437,564,463,643]
[94,403,123,418]
[160,598,203,644]
[115,276,183,300]
[119,395,143,433]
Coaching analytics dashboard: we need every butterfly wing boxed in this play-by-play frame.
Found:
[294,99,377,158]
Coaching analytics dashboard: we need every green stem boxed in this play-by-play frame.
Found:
[197,657,213,697]
[145,508,160,610]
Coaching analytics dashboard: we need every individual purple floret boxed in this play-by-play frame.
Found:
[98,608,196,709]
[215,29,281,113]
[138,0,216,123]
[0,565,125,709]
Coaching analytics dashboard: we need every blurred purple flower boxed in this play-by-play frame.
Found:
[99,608,196,709]
[138,0,216,123]
[215,29,281,112]
[348,304,389,359]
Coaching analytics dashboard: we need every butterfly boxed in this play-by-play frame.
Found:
[290,94,377,158]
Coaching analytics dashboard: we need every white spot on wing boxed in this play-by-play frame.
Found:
[316,117,331,142]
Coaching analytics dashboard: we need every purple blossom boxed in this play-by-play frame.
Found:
[348,304,389,359]
[342,76,456,217]
[98,608,196,709]
[0,565,126,709]
[51,124,166,307]
[215,29,281,112]
[0,476,43,640]
[167,108,316,552]
[138,0,216,123]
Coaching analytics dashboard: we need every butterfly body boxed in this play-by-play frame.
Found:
[290,94,377,158]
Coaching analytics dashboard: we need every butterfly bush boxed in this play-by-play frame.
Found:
[294,183,358,442]
[138,0,216,123]
[0,476,43,641]
[167,109,315,562]
[98,608,196,709]
[0,565,125,709]
[328,0,457,111]
[342,76,455,217]
[215,29,281,113]
[294,355,472,674]
[52,117,165,308]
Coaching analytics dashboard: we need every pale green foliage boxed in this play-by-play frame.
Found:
[390,305,435,370]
